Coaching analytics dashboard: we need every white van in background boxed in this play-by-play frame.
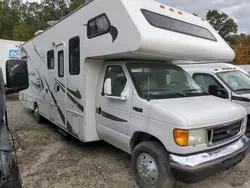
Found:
[19,0,249,187]
[0,39,24,84]
[182,63,250,136]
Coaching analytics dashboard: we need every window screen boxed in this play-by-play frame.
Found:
[58,50,64,77]
[141,9,217,41]
[47,50,54,69]
[69,36,80,75]
[87,14,110,38]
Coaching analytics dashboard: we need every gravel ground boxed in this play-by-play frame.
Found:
[5,97,250,188]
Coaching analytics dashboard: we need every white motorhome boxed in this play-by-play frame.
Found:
[0,39,24,84]
[19,0,249,187]
[182,63,250,137]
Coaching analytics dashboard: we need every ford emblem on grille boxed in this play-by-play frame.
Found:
[227,129,234,136]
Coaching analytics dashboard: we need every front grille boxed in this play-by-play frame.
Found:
[207,120,242,145]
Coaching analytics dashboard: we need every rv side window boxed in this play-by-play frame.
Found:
[103,66,127,97]
[58,50,64,77]
[69,36,80,75]
[47,50,54,69]
[87,14,110,38]
[141,9,217,41]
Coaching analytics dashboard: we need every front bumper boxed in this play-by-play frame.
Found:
[169,135,250,184]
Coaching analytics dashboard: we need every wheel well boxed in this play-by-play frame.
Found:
[130,132,165,152]
[33,102,38,110]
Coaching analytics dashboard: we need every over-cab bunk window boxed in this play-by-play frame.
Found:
[141,9,217,41]
[87,14,110,39]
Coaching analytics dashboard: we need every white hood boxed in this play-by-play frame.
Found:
[151,95,246,128]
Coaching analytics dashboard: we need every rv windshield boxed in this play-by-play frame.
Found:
[217,70,250,94]
[127,63,205,99]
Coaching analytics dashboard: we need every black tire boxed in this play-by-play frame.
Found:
[34,105,42,124]
[2,160,22,188]
[132,141,175,188]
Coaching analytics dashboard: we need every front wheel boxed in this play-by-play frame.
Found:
[132,141,175,188]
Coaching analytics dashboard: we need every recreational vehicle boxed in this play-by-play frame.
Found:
[19,0,249,187]
[182,63,250,137]
[0,39,24,84]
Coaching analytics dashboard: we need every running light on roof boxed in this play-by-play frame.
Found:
[201,18,206,21]
[215,69,218,71]
[169,8,174,12]
[178,11,183,15]
[160,5,165,9]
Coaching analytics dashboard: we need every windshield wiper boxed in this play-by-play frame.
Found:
[182,89,200,93]
[234,88,250,92]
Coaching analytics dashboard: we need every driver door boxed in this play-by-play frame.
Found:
[96,64,132,150]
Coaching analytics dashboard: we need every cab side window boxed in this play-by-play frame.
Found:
[193,73,228,98]
[103,66,127,97]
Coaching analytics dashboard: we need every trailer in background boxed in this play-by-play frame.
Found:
[0,39,24,84]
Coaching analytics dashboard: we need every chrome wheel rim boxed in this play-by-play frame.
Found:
[137,153,159,184]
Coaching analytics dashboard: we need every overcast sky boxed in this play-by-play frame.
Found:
[26,0,250,34]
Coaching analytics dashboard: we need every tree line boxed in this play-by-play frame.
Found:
[0,0,249,64]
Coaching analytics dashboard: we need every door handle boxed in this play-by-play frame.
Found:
[96,107,102,115]
[133,107,143,113]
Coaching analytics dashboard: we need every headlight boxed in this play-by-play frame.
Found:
[174,129,206,147]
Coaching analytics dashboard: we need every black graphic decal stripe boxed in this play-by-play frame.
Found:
[36,69,44,90]
[56,79,82,99]
[109,26,118,43]
[44,78,65,124]
[34,45,45,64]
[30,80,40,91]
[55,79,84,112]
[101,111,127,123]
[67,93,84,112]
[20,47,32,60]
[44,78,79,137]
[67,121,78,137]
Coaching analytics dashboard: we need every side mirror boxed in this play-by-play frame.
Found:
[104,78,112,95]
[208,85,228,99]
[208,85,218,96]
[5,59,29,95]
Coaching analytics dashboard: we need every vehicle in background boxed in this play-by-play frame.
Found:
[181,63,250,136]
[0,39,24,84]
[0,59,29,188]
[19,0,249,187]
[237,65,250,75]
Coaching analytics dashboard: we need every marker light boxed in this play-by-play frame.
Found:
[174,130,188,146]
[201,18,206,21]
[160,5,165,9]
[178,11,183,15]
[169,8,174,12]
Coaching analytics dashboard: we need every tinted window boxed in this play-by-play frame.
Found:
[87,14,110,38]
[103,66,127,97]
[193,74,222,93]
[47,50,54,69]
[141,10,217,41]
[58,50,64,77]
[69,36,80,75]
